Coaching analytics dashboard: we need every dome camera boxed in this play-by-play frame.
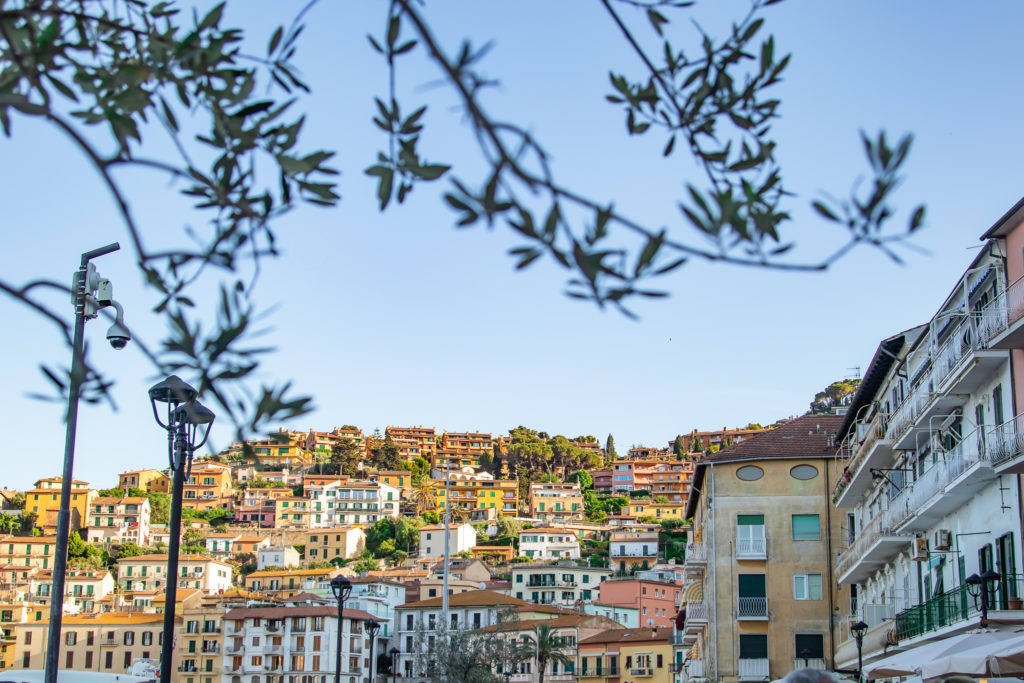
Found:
[106,300,131,350]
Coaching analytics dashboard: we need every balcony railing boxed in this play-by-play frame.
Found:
[978,275,1023,343]
[628,668,653,677]
[684,542,706,564]
[836,512,909,578]
[683,601,708,632]
[989,413,1024,467]
[737,597,767,618]
[736,537,766,559]
[887,382,933,445]
[894,574,1024,641]
[792,658,826,671]
[738,658,769,680]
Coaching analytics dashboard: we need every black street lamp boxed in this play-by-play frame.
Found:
[966,570,1002,627]
[366,619,381,683]
[851,620,868,683]
[388,646,399,683]
[149,376,215,683]
[331,576,353,683]
[44,242,128,683]
[800,648,811,668]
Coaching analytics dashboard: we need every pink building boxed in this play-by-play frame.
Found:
[597,577,682,628]
[592,469,612,494]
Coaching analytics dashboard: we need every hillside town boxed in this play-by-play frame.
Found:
[8,198,1024,683]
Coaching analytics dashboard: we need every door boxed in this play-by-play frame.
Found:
[997,533,1017,608]
[980,544,997,610]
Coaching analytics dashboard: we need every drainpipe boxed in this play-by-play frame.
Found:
[825,454,836,668]
[709,463,718,683]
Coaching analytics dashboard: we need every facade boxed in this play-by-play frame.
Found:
[274,497,311,528]
[182,464,234,512]
[243,568,341,598]
[529,483,585,523]
[117,555,233,594]
[682,414,847,682]
[204,533,242,558]
[518,528,581,560]
[234,487,290,526]
[609,530,660,573]
[304,426,366,456]
[509,563,612,605]
[15,612,168,673]
[304,527,366,563]
[830,224,1024,673]
[597,578,682,628]
[117,469,169,493]
[347,578,407,638]
[306,481,400,528]
[33,569,114,614]
[674,426,770,454]
[433,476,519,517]
[578,627,675,683]
[257,546,300,570]
[25,477,95,533]
[482,614,622,683]
[619,500,688,523]
[385,425,437,461]
[418,522,477,558]
[85,496,151,546]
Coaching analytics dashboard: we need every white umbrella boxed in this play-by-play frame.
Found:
[865,631,1019,679]
[986,633,1024,676]
[921,633,1024,680]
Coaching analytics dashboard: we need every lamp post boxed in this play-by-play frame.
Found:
[851,620,868,683]
[45,243,130,683]
[799,648,810,668]
[149,376,215,683]
[365,618,381,683]
[331,576,353,683]
[388,646,399,683]
[966,570,1002,627]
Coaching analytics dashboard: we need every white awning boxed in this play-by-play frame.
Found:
[919,632,1024,680]
[865,631,1019,679]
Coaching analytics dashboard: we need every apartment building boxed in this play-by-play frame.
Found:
[304,426,366,456]
[306,481,401,528]
[117,469,169,493]
[257,546,300,570]
[430,448,481,472]
[304,527,366,563]
[221,603,378,683]
[85,495,151,546]
[609,530,660,573]
[433,476,519,516]
[620,500,687,523]
[371,470,413,495]
[234,536,272,556]
[393,590,526,678]
[15,612,167,673]
[682,414,846,682]
[483,614,621,683]
[182,464,233,512]
[674,426,770,454]
[627,447,673,460]
[173,598,233,683]
[33,569,114,613]
[347,578,407,638]
[509,563,612,605]
[830,228,1024,673]
[644,461,695,503]
[529,483,584,523]
[0,537,56,570]
[234,487,290,526]
[592,470,613,493]
[441,431,493,453]
[25,477,96,533]
[117,555,233,594]
[597,578,682,628]
[518,528,581,560]
[243,567,341,599]
[385,425,437,461]
[204,532,242,557]
[578,627,675,683]
[418,522,477,558]
[274,497,311,528]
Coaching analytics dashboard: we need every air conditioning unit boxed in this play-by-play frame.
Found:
[912,537,929,561]
[933,529,952,551]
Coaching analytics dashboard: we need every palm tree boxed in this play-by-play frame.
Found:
[525,622,574,683]
[411,478,437,516]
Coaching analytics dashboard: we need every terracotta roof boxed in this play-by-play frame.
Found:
[92,496,147,504]
[64,612,168,625]
[119,554,225,563]
[479,614,594,632]
[398,589,526,610]
[153,589,201,604]
[225,606,377,621]
[579,626,674,645]
[520,528,578,535]
[246,568,336,578]
[0,536,55,544]
[700,414,842,463]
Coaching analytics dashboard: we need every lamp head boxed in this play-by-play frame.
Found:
[149,375,198,405]
[851,620,869,637]
[330,575,352,602]
[966,573,982,586]
[389,647,399,656]
[980,569,1001,583]
[174,400,216,426]
[366,618,380,638]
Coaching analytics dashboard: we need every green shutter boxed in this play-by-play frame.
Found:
[792,514,820,540]
[737,514,764,525]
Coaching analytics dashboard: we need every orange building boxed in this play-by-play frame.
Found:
[385,425,437,461]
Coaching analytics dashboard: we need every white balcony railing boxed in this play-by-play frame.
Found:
[793,658,826,671]
[684,542,706,564]
[836,511,908,578]
[989,413,1024,467]
[737,597,767,618]
[736,537,766,558]
[738,658,769,680]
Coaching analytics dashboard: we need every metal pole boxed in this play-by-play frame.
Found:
[335,599,344,683]
[159,418,187,683]
[369,631,376,683]
[856,640,863,683]
[45,242,119,683]
[442,453,451,621]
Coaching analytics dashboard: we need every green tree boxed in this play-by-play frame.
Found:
[365,518,397,554]
[653,495,669,504]
[331,437,362,476]
[368,435,403,471]
[672,436,686,460]
[690,434,704,453]
[605,435,618,463]
[17,512,37,536]
[352,557,380,573]
[67,531,87,557]
[115,542,144,560]
[494,516,522,541]
[810,378,863,414]
[566,470,593,491]
[525,623,573,683]
[9,493,25,511]
[0,513,20,535]
[147,492,170,525]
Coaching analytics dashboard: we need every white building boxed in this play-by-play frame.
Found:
[85,496,151,546]
[307,481,401,527]
[509,562,611,605]
[418,522,477,558]
[517,527,581,560]
[348,577,407,639]
[832,239,1024,672]
[221,603,380,683]
[204,532,242,557]
[117,554,233,594]
[257,545,301,570]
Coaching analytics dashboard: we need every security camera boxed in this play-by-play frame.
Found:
[105,300,131,350]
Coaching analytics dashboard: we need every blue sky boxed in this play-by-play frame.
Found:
[2,1,1023,490]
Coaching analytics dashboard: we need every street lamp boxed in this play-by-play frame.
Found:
[366,618,381,683]
[149,376,215,683]
[851,620,868,683]
[45,243,130,683]
[799,648,810,668]
[388,646,399,683]
[331,576,353,683]
[966,570,1002,627]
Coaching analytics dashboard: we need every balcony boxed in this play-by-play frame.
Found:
[684,542,706,574]
[887,380,967,451]
[983,275,1024,349]
[685,660,705,679]
[201,644,220,654]
[888,431,996,532]
[735,537,766,560]
[991,413,1024,474]
[682,601,708,642]
[736,597,768,620]
[792,659,826,671]
[833,412,892,508]
[932,320,1006,395]
[628,668,653,677]
[225,645,244,655]
[737,658,769,680]
[836,513,913,585]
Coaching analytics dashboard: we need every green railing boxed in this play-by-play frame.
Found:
[894,574,1023,641]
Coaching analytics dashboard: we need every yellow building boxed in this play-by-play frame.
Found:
[373,470,413,494]
[0,536,56,570]
[118,469,170,493]
[433,477,519,516]
[249,437,314,467]
[15,612,168,672]
[25,477,96,533]
[173,598,232,683]
[619,500,688,522]
[578,627,675,683]
[274,497,311,528]
[303,527,366,562]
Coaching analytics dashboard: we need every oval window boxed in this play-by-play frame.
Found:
[791,464,818,480]
[736,465,764,481]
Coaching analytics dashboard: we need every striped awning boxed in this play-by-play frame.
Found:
[683,580,703,603]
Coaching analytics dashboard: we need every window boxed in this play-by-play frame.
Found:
[737,514,766,556]
[105,651,113,669]
[790,465,818,480]
[736,465,764,481]
[793,574,823,600]
[124,631,135,645]
[66,652,74,668]
[795,634,824,660]
[739,634,768,659]
[65,632,77,645]
[792,514,820,541]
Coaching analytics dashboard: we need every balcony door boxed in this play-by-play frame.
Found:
[997,533,1017,608]
[738,574,767,617]
[737,515,765,557]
